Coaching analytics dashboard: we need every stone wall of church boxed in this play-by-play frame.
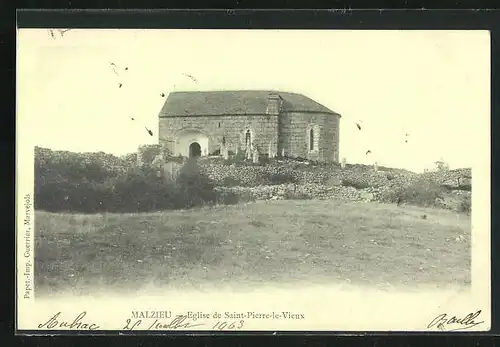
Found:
[159,112,339,162]
[159,115,279,157]
[278,112,340,163]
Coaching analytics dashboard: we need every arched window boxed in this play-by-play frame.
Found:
[245,130,251,147]
[309,128,314,151]
[308,125,319,152]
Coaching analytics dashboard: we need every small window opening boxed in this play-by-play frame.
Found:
[309,128,315,150]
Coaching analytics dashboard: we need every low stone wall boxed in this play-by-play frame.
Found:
[214,183,471,212]
[199,160,414,188]
[198,160,472,191]
[215,184,368,202]
[422,168,472,188]
[158,156,471,211]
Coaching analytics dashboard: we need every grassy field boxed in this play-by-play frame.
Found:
[34,200,471,296]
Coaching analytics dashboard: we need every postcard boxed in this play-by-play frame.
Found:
[16,28,491,333]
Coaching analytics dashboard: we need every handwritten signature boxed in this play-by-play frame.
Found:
[427,310,484,331]
[123,314,205,331]
[38,311,100,330]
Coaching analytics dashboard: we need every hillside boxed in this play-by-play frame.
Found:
[33,146,471,214]
[35,200,471,296]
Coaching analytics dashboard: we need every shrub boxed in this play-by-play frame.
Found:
[138,144,164,165]
[258,155,271,165]
[458,195,471,215]
[223,154,246,165]
[324,175,342,186]
[216,190,240,205]
[283,191,310,200]
[120,153,138,168]
[174,158,217,208]
[382,178,448,208]
[266,171,298,185]
[111,165,179,212]
[290,156,309,163]
[164,155,185,164]
[34,148,220,213]
[457,183,472,192]
[341,178,371,189]
[220,177,245,187]
[379,186,403,204]
[403,179,447,207]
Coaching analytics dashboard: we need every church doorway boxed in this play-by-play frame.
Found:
[189,142,202,157]
[175,129,208,157]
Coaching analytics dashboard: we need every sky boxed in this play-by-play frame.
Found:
[17,29,490,172]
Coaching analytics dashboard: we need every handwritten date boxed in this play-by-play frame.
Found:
[123,316,245,331]
[123,315,205,331]
[213,320,245,330]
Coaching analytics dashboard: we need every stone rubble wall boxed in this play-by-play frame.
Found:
[421,168,472,187]
[197,160,471,190]
[214,183,471,209]
[198,160,472,212]
[154,158,471,211]
[214,184,365,202]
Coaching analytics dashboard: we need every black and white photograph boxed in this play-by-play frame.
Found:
[16,28,490,332]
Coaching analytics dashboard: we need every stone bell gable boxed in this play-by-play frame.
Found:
[157,90,341,163]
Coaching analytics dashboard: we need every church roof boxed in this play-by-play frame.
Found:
[158,90,340,117]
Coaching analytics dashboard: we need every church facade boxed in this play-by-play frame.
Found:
[157,90,341,162]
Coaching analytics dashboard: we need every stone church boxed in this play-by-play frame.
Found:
[158,90,341,162]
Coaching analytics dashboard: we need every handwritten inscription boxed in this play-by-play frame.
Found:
[38,312,100,330]
[122,310,304,331]
[427,310,484,331]
[123,314,205,331]
[213,320,245,330]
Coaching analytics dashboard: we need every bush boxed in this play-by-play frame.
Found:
[34,148,221,213]
[120,153,138,167]
[283,191,310,200]
[266,171,298,185]
[164,155,185,164]
[216,190,240,205]
[174,158,217,209]
[382,178,448,208]
[111,165,179,212]
[223,151,247,165]
[458,195,471,214]
[138,145,164,165]
[457,184,472,192]
[341,178,371,189]
[379,186,402,204]
[403,179,447,207]
[258,155,271,165]
[220,177,245,187]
